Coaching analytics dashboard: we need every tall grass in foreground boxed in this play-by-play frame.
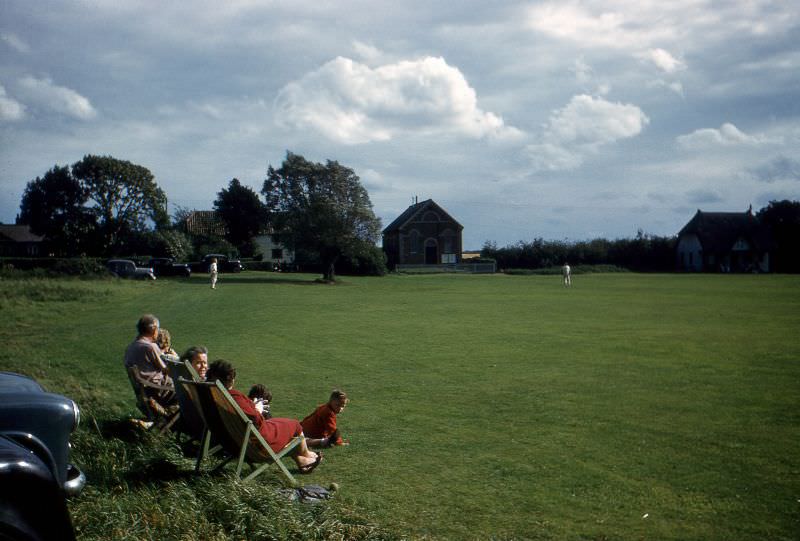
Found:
[2,272,799,540]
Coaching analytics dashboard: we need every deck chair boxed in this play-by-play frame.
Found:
[126,365,180,435]
[179,379,301,486]
[166,360,224,464]
[166,359,205,439]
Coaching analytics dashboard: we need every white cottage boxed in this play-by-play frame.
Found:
[676,208,772,272]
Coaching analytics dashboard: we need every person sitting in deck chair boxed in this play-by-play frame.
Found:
[124,314,175,409]
[156,328,179,362]
[180,345,209,381]
[205,360,322,473]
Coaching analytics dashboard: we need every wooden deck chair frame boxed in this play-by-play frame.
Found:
[126,365,180,435]
[179,379,301,486]
[176,376,218,472]
[165,360,224,466]
[166,360,205,440]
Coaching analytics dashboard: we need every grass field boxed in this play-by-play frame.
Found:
[2,271,799,540]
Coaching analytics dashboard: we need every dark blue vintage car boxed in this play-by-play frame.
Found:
[146,257,192,278]
[189,254,243,274]
[0,372,85,541]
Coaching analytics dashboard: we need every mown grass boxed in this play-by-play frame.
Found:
[2,272,799,540]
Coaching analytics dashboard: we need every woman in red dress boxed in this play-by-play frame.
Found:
[205,360,321,473]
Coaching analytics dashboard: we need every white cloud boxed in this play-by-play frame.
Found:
[677,123,779,149]
[525,142,583,172]
[638,48,685,73]
[360,168,392,191]
[1,32,30,53]
[525,2,674,50]
[18,76,97,120]
[545,94,649,146]
[0,84,26,121]
[525,94,648,171]
[351,40,383,64]
[274,56,523,144]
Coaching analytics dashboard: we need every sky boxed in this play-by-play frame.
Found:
[1,1,798,249]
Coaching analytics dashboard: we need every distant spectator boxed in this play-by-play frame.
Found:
[301,390,349,448]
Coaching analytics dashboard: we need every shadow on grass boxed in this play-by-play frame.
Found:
[186,275,320,286]
[187,276,358,286]
[99,419,213,484]
[122,457,197,486]
[98,417,151,443]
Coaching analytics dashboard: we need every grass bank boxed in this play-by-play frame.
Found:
[2,272,799,539]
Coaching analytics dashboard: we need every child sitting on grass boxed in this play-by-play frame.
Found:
[301,389,349,447]
[248,384,272,419]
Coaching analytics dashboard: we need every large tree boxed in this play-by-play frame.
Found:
[213,178,267,257]
[758,199,800,272]
[17,165,97,255]
[262,152,382,281]
[72,155,168,253]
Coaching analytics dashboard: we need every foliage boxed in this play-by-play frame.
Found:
[51,257,109,277]
[0,257,108,278]
[17,156,169,257]
[171,205,195,231]
[193,238,238,261]
[71,154,169,254]
[151,229,193,261]
[213,178,267,257]
[483,232,676,271]
[17,165,98,255]
[294,243,387,276]
[262,152,382,281]
[336,244,388,276]
[503,264,628,275]
[757,199,800,272]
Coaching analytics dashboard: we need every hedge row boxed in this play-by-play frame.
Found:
[0,257,108,276]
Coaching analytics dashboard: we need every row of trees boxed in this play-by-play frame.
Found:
[18,156,168,256]
[16,152,800,277]
[16,152,384,279]
[757,200,800,273]
[481,231,676,272]
[481,200,800,273]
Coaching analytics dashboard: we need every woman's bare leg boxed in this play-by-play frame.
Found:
[293,436,319,468]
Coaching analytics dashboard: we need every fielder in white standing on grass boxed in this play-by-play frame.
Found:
[562,263,571,287]
[210,257,218,289]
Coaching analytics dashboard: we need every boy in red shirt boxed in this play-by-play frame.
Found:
[301,390,349,447]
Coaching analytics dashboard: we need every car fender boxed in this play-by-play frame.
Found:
[0,435,77,541]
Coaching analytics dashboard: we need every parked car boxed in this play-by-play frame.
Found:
[147,257,191,278]
[107,259,156,280]
[190,254,243,273]
[0,371,86,541]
